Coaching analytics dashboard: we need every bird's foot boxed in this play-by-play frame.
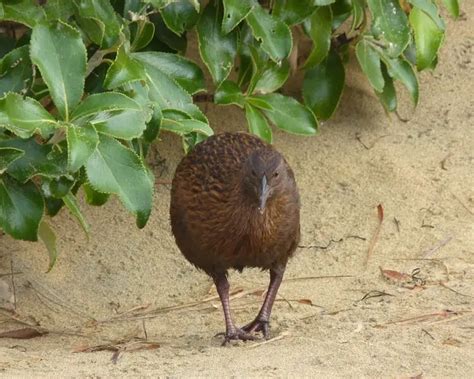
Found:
[241,318,270,339]
[216,328,257,346]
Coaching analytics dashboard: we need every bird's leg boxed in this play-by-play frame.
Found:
[242,265,285,339]
[213,273,256,345]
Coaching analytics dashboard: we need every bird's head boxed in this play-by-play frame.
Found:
[242,149,288,214]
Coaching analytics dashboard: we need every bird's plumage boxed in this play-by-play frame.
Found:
[170,132,300,342]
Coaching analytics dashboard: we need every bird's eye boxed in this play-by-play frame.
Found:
[251,170,257,176]
[273,171,279,178]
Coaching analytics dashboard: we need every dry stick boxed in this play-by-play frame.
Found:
[422,236,453,258]
[379,309,473,327]
[439,282,473,298]
[284,275,354,282]
[365,204,384,268]
[10,259,16,311]
[247,331,290,349]
[26,280,95,321]
[451,192,474,216]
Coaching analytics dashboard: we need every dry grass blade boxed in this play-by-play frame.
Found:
[247,331,290,349]
[365,204,384,267]
[377,309,473,327]
[284,275,354,282]
[74,337,160,363]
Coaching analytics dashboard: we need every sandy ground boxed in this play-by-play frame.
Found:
[1,5,473,378]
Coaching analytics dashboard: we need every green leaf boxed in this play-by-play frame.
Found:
[133,52,205,94]
[222,0,255,34]
[72,92,148,140]
[244,103,272,143]
[246,4,292,62]
[376,63,397,112]
[85,134,153,228]
[41,177,75,199]
[144,0,178,9]
[214,80,245,107]
[246,96,273,111]
[255,93,318,135]
[272,0,318,26]
[0,46,33,97]
[367,0,410,57]
[71,93,147,139]
[197,2,238,85]
[0,147,24,174]
[83,182,110,206]
[381,55,419,106]
[330,0,351,29]
[0,175,43,241]
[0,139,68,183]
[62,192,89,237]
[0,93,57,138]
[104,45,146,89]
[149,13,187,53]
[143,107,162,142]
[138,62,208,123]
[43,0,75,21]
[161,118,214,136]
[71,92,140,120]
[38,220,58,272]
[130,20,155,51]
[30,21,87,121]
[74,0,121,48]
[351,0,365,32]
[66,123,99,173]
[441,0,459,19]
[253,60,290,94]
[303,50,345,120]
[408,0,445,30]
[409,7,445,71]
[356,39,384,92]
[0,0,46,27]
[161,0,199,35]
[304,6,332,68]
[94,109,148,140]
[314,0,336,5]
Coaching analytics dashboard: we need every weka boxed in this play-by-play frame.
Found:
[170,132,300,343]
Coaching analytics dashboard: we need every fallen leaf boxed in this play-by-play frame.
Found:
[0,327,47,339]
[443,337,462,347]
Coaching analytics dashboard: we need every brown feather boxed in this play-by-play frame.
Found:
[170,132,300,276]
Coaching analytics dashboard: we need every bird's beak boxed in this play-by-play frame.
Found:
[258,175,270,214]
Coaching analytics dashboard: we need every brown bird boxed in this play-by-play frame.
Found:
[170,132,300,343]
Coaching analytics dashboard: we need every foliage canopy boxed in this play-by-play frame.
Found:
[0,0,459,269]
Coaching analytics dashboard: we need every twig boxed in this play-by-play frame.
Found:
[365,204,384,267]
[298,238,343,250]
[422,236,453,258]
[440,153,452,170]
[142,320,148,341]
[10,259,16,311]
[247,331,290,349]
[393,217,400,233]
[421,328,435,340]
[451,192,474,216]
[359,290,394,302]
[439,282,473,298]
[284,275,354,282]
[26,280,95,321]
[378,309,472,327]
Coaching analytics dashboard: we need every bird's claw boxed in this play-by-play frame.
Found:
[242,319,270,339]
[217,328,257,346]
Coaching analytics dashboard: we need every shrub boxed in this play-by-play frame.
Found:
[0,0,459,269]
